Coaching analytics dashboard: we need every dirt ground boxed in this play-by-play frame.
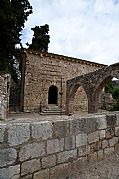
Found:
[71,151,119,179]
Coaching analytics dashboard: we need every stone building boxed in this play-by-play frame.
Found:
[20,49,105,113]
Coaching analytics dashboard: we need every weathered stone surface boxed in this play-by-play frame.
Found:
[116,113,119,126]
[70,117,97,135]
[52,120,70,138]
[64,135,75,150]
[47,138,64,154]
[104,147,114,156]
[41,154,56,168]
[0,165,20,179]
[0,124,6,142]
[8,123,30,146]
[105,128,114,139]
[68,156,88,175]
[96,115,107,129]
[88,131,99,144]
[76,133,87,147]
[102,140,109,149]
[98,149,104,160]
[0,74,10,119]
[0,148,17,167]
[78,145,90,157]
[34,169,49,179]
[21,174,32,179]
[21,158,41,176]
[19,142,45,161]
[109,137,118,147]
[106,114,116,127]
[115,126,119,136]
[88,152,97,162]
[99,130,106,140]
[50,163,69,179]
[31,121,52,140]
[90,141,101,152]
[57,149,77,164]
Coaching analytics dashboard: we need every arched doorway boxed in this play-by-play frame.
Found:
[48,85,58,104]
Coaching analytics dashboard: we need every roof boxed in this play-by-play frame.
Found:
[25,49,106,68]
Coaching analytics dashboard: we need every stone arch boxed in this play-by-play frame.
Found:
[66,82,89,114]
[48,85,58,105]
[66,63,119,114]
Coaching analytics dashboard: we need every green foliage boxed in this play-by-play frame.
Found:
[0,0,32,81]
[105,80,119,111]
[105,80,114,93]
[110,87,119,111]
[28,24,50,52]
[112,87,119,101]
[110,104,119,111]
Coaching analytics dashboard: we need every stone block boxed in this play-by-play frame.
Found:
[105,128,114,139]
[88,152,97,162]
[90,141,101,152]
[96,115,107,129]
[64,135,75,150]
[0,124,6,142]
[102,140,109,149]
[8,123,30,146]
[70,117,97,135]
[88,131,99,144]
[50,163,69,179]
[41,154,56,168]
[57,149,77,164]
[31,121,52,140]
[52,120,70,138]
[19,142,45,162]
[78,145,90,157]
[116,113,119,126]
[99,130,105,140]
[97,150,104,161]
[34,169,49,179]
[76,133,87,147]
[21,174,32,179]
[47,138,64,154]
[115,127,119,136]
[115,143,119,152]
[106,114,116,127]
[21,158,41,176]
[104,147,114,156]
[0,165,20,179]
[0,148,17,167]
[109,137,118,147]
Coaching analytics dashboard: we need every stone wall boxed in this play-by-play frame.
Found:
[0,74,10,119]
[0,113,119,178]
[22,50,104,112]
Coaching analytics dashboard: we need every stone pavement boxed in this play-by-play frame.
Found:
[71,151,119,179]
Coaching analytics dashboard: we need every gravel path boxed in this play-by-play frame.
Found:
[71,152,119,179]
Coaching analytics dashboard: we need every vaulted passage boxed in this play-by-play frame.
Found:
[48,85,58,104]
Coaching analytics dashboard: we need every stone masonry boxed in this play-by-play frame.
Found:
[0,113,119,178]
[0,74,10,119]
[66,63,119,114]
[21,49,105,112]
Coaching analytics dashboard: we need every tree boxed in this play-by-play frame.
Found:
[0,0,32,81]
[28,24,50,52]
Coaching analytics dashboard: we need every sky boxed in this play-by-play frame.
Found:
[21,0,119,65]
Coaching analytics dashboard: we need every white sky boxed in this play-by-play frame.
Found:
[21,0,119,65]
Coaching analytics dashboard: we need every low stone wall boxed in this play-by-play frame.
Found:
[0,113,119,179]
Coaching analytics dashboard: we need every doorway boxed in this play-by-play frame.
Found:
[48,85,58,104]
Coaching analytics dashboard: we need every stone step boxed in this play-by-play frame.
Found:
[41,105,65,115]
